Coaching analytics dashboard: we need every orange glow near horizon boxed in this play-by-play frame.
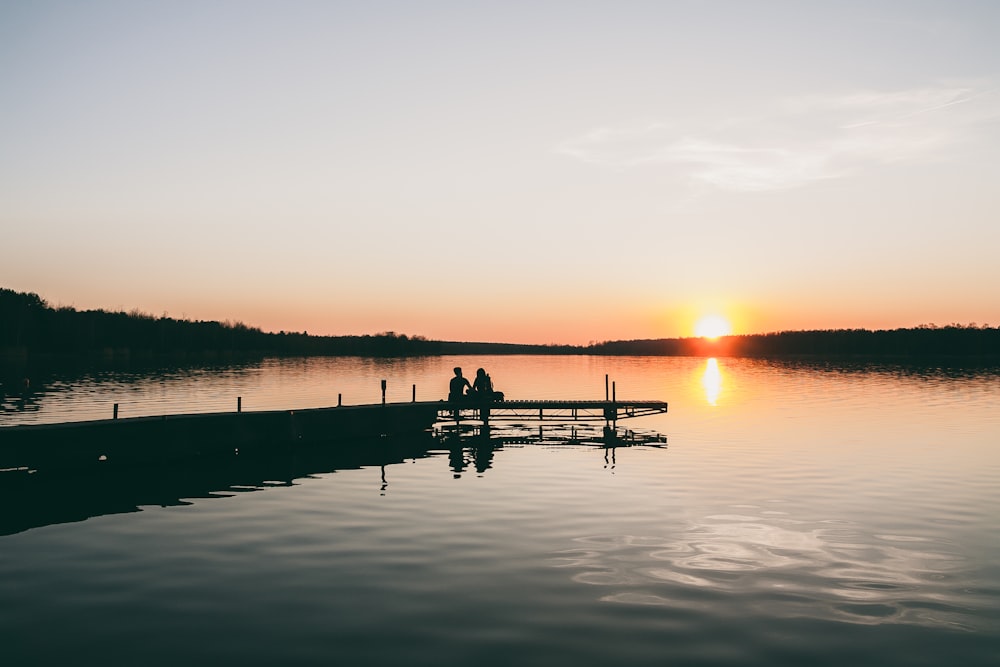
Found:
[14,284,993,346]
[694,315,733,339]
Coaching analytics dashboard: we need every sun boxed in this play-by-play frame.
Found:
[694,315,732,339]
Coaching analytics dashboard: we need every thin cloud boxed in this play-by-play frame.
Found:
[557,85,1000,192]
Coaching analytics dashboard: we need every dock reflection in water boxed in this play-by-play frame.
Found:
[436,423,666,478]
[0,424,667,537]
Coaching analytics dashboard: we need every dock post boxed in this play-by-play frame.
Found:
[605,374,609,401]
[412,384,416,403]
[113,403,119,420]
[381,379,387,405]
[338,393,342,407]
[237,396,242,413]
[612,382,617,427]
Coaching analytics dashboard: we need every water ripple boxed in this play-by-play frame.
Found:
[555,509,988,632]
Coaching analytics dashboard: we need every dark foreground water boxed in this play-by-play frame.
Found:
[1,356,999,665]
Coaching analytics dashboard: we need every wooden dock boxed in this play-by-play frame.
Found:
[0,402,439,470]
[436,399,668,424]
[0,398,666,471]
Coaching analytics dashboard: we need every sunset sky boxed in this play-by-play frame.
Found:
[2,1,998,344]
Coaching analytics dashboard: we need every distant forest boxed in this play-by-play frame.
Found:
[2,288,997,366]
[0,288,573,363]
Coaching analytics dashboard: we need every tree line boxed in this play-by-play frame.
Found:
[0,288,572,363]
[0,288,438,360]
[589,325,1000,358]
[2,288,997,365]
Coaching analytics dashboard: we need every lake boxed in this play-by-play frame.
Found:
[1,355,998,666]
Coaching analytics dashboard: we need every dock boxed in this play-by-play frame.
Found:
[0,398,667,471]
[438,399,668,424]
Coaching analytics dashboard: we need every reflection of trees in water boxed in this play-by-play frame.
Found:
[0,361,268,425]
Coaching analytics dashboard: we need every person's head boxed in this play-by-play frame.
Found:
[476,368,486,377]
[453,367,463,376]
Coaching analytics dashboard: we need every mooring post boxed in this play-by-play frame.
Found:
[412,384,416,402]
[605,374,609,401]
[381,379,387,404]
[338,393,342,407]
[113,403,119,420]
[612,382,618,427]
[237,396,242,413]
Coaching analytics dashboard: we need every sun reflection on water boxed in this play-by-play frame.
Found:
[702,357,723,406]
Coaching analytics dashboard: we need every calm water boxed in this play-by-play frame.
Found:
[2,355,999,666]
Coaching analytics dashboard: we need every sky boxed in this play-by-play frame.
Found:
[2,1,998,344]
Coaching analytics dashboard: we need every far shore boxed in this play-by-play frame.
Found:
[3,288,998,371]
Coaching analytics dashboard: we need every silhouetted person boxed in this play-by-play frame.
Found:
[472,368,494,400]
[449,367,472,402]
[472,367,497,421]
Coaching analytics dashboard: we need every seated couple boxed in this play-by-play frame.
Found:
[449,367,502,402]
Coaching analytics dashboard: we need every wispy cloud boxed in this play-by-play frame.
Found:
[557,85,1000,192]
